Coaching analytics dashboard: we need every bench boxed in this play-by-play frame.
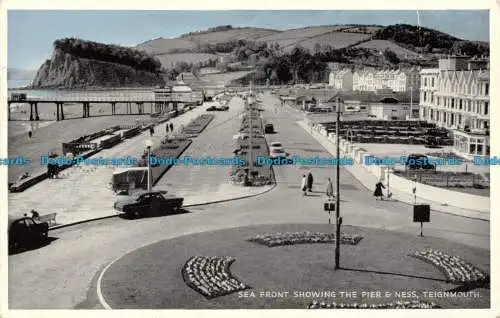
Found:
[37,213,57,226]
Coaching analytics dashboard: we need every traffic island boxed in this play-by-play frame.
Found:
[97,223,489,309]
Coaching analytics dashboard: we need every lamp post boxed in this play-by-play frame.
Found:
[335,97,342,270]
[145,139,153,192]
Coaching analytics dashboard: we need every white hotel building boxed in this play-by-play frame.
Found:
[351,68,420,92]
[419,58,490,157]
[328,68,353,90]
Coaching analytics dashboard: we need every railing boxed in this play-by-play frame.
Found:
[62,142,99,155]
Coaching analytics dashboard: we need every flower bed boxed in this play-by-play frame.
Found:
[181,114,215,135]
[246,231,363,247]
[411,249,489,286]
[307,300,440,309]
[181,256,250,299]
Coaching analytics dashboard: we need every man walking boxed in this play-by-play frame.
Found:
[166,123,169,133]
[170,122,174,133]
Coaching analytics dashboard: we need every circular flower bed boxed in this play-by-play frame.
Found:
[412,249,489,286]
[246,231,363,247]
[307,300,441,309]
[181,256,250,299]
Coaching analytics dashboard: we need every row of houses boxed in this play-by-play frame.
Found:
[328,68,421,93]
[419,57,490,157]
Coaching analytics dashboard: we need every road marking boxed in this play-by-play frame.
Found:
[96,254,120,309]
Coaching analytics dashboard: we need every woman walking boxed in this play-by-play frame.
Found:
[307,170,314,192]
[374,180,386,200]
[301,174,308,196]
[326,177,334,199]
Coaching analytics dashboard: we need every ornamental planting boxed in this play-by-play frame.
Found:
[246,231,363,247]
[182,256,249,299]
[308,300,441,309]
[412,249,489,286]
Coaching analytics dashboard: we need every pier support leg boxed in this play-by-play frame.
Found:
[82,103,86,118]
[56,103,60,121]
[34,103,40,121]
[30,103,34,121]
[60,103,65,120]
[111,103,116,115]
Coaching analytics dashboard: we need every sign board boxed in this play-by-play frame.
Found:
[413,204,430,222]
[324,202,336,211]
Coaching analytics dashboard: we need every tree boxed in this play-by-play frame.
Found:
[383,48,400,64]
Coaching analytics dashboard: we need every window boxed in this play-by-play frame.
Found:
[431,78,434,87]
[459,99,462,109]
[424,78,427,86]
[485,102,489,115]
[485,83,489,95]
[451,99,454,108]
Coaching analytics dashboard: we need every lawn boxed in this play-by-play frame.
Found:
[99,223,489,309]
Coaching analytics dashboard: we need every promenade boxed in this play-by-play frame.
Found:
[8,98,273,226]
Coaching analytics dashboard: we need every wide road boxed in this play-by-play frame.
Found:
[8,92,489,309]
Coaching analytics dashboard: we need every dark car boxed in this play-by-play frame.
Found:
[404,154,436,170]
[114,191,184,217]
[8,216,49,252]
[264,123,274,133]
[206,106,217,111]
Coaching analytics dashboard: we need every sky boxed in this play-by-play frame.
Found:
[7,10,489,71]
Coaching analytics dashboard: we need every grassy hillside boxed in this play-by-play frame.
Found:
[298,32,371,51]
[354,40,418,57]
[180,27,280,45]
[154,53,219,68]
[136,38,197,54]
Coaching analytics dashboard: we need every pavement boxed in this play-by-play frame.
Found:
[295,113,490,221]
[8,98,273,226]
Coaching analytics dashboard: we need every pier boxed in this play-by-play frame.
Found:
[7,94,198,121]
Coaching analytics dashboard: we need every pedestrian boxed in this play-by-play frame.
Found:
[30,209,40,221]
[170,122,174,132]
[307,170,314,192]
[149,126,154,136]
[374,179,385,200]
[28,130,32,139]
[166,123,169,133]
[326,177,334,199]
[301,174,308,196]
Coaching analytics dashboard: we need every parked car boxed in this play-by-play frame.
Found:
[8,216,49,252]
[269,141,287,159]
[114,191,184,217]
[264,123,274,133]
[404,154,436,170]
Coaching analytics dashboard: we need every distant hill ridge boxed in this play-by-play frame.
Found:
[137,23,484,56]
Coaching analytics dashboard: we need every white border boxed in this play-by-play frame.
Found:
[1,1,498,318]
